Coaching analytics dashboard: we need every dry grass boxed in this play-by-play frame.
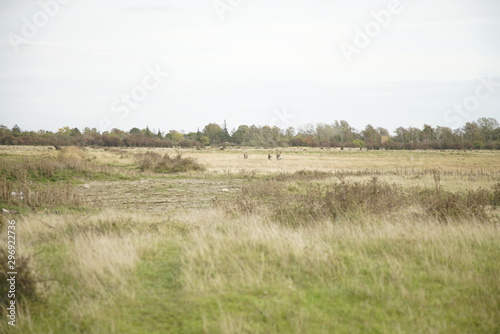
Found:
[0,146,499,333]
[179,148,500,174]
[215,171,499,226]
[0,249,38,310]
[134,152,206,173]
[2,204,499,333]
[2,210,173,325]
[3,146,500,174]
[175,209,500,333]
[0,146,139,210]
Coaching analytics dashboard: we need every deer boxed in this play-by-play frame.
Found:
[243,153,249,159]
[276,151,282,160]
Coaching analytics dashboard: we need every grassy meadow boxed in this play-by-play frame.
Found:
[1,145,499,333]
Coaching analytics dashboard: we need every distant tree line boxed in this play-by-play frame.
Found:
[1,117,499,150]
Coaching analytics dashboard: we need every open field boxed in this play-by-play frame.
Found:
[1,146,499,333]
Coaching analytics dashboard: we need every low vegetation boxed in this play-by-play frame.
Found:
[217,170,499,226]
[135,152,206,173]
[0,147,121,210]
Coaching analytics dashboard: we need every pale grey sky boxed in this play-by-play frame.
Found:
[1,0,499,134]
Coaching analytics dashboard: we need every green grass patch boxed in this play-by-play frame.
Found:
[109,243,204,334]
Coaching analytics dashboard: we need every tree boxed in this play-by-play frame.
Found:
[110,128,125,136]
[57,126,71,136]
[199,136,210,146]
[261,125,279,147]
[11,124,21,134]
[463,122,483,143]
[203,123,224,145]
[285,126,296,139]
[315,123,332,143]
[185,131,200,141]
[84,127,98,135]
[333,120,353,143]
[143,126,152,136]
[352,139,365,148]
[342,121,355,143]
[408,127,422,143]
[377,127,389,136]
[362,124,380,147]
[0,125,9,134]
[393,127,409,145]
[232,125,250,145]
[435,126,456,147]
[166,130,184,142]
[422,124,434,143]
[222,120,231,142]
[476,117,499,141]
[130,127,141,134]
[70,128,82,136]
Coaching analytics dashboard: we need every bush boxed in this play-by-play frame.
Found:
[415,188,490,222]
[135,152,205,173]
[227,172,407,226]
[216,170,497,226]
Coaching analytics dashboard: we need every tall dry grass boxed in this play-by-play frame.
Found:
[0,210,173,333]
[134,152,206,173]
[2,204,499,333]
[215,170,499,225]
[0,147,116,209]
[175,208,500,333]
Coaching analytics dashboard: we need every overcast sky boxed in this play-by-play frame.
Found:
[1,0,499,134]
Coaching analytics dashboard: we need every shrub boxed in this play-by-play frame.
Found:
[228,173,407,226]
[323,177,405,218]
[135,152,205,173]
[215,170,496,226]
[416,188,490,222]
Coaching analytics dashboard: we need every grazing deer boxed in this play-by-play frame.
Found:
[243,153,249,159]
[276,151,282,160]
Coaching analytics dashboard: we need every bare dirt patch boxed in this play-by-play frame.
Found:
[78,178,243,212]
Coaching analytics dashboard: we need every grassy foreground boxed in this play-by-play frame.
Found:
[0,146,499,333]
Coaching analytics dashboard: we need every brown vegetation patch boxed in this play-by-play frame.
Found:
[135,152,206,173]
